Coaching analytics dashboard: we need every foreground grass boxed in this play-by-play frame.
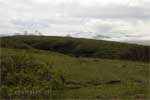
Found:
[0,48,149,99]
[0,48,65,99]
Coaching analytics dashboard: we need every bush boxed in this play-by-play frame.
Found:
[0,49,64,99]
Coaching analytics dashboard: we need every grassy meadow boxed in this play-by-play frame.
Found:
[0,36,149,99]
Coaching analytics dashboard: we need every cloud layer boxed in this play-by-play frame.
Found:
[0,0,150,44]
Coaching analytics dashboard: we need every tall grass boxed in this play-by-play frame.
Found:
[0,48,64,99]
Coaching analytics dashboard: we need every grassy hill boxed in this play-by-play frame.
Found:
[1,35,149,62]
[0,35,149,99]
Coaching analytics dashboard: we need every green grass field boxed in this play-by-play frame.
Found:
[0,36,149,99]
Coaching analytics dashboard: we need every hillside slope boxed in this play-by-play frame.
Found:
[0,48,149,99]
[0,35,149,62]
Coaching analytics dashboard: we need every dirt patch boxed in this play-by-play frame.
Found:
[65,80,121,89]
[105,80,121,84]
[66,80,102,85]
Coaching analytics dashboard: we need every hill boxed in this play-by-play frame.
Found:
[0,35,149,99]
[0,35,149,62]
[0,48,149,99]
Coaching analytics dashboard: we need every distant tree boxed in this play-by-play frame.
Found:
[14,33,21,35]
[35,30,43,36]
[66,34,72,38]
[24,31,28,35]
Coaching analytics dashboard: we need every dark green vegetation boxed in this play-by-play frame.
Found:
[1,35,149,62]
[0,48,65,99]
[0,35,150,99]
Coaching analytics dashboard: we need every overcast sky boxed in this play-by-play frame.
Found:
[0,0,150,44]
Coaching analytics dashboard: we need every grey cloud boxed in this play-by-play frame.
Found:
[86,19,130,36]
[0,0,149,44]
[94,23,114,33]
[48,17,87,25]
[65,4,150,20]
[11,19,49,29]
[123,39,150,45]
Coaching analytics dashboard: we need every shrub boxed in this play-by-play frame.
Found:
[0,49,64,99]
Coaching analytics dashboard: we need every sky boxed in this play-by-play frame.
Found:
[0,0,150,44]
